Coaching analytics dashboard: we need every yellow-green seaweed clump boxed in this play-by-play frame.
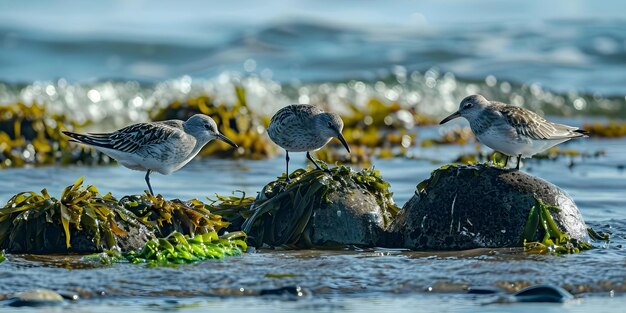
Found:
[421,127,475,147]
[316,98,424,165]
[0,102,110,168]
[521,199,602,254]
[0,177,241,253]
[152,86,277,159]
[583,121,626,138]
[0,177,138,252]
[120,193,230,237]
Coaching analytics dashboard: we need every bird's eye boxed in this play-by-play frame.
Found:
[463,103,473,109]
[204,124,210,130]
[327,122,333,128]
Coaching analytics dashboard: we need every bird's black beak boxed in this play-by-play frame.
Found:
[217,133,238,148]
[440,111,462,125]
[336,132,351,153]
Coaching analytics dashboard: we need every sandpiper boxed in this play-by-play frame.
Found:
[63,114,237,195]
[440,95,589,169]
[268,104,350,179]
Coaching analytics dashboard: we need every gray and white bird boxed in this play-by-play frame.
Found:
[440,95,589,169]
[63,114,237,195]
[268,104,350,179]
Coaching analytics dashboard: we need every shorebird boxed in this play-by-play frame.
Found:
[63,114,237,195]
[268,104,350,180]
[440,95,589,170]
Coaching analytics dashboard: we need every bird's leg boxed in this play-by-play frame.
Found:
[145,170,154,195]
[306,151,329,173]
[515,155,522,170]
[285,151,291,182]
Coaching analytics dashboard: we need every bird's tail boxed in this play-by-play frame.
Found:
[574,129,591,137]
[62,131,110,147]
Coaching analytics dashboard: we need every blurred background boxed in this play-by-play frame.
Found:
[1,0,625,125]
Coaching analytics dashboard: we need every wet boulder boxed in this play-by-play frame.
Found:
[242,166,400,248]
[390,164,590,250]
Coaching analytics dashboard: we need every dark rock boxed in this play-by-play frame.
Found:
[306,187,386,247]
[259,286,307,297]
[8,289,64,307]
[243,168,393,248]
[4,215,155,254]
[467,286,504,294]
[512,284,574,303]
[390,164,590,250]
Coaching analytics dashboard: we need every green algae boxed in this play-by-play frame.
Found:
[122,231,247,265]
[522,198,596,254]
[242,165,399,247]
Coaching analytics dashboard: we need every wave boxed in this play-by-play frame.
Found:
[0,71,624,131]
[1,18,626,95]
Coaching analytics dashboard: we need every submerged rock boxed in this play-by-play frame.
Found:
[512,284,574,303]
[8,289,64,307]
[390,164,590,250]
[242,166,400,248]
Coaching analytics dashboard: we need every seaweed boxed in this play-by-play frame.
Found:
[316,98,420,165]
[421,127,475,147]
[205,192,256,232]
[521,199,594,254]
[242,165,399,247]
[583,121,626,138]
[0,102,110,168]
[0,177,239,253]
[120,194,230,237]
[0,177,135,252]
[122,231,247,265]
[152,86,277,159]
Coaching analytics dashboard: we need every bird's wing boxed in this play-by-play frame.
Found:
[498,105,585,140]
[76,123,181,153]
[270,105,320,128]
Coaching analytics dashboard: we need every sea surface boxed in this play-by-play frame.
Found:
[0,0,625,312]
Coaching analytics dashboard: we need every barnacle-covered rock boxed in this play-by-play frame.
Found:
[152,87,277,159]
[389,164,592,252]
[242,166,400,248]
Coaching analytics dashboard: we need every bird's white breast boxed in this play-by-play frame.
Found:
[477,125,569,158]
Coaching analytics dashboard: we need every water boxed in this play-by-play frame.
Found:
[0,0,625,311]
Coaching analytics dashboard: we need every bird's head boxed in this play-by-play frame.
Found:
[185,114,238,148]
[440,94,491,124]
[316,112,350,153]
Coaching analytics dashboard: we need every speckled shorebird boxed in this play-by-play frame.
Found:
[268,104,350,179]
[63,114,237,195]
[440,95,589,170]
